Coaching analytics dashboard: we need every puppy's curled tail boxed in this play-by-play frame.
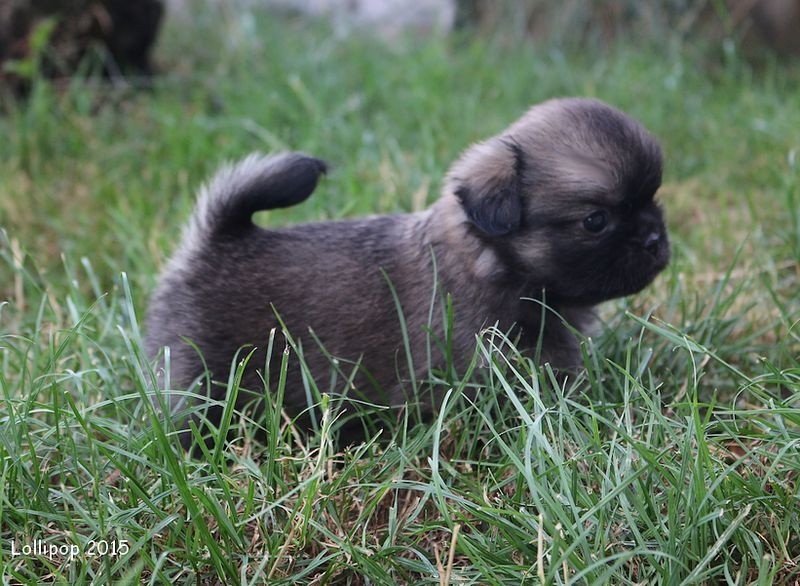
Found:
[189,152,327,239]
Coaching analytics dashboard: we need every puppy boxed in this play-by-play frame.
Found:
[145,97,669,447]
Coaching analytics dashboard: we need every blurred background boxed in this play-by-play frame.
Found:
[2,0,799,97]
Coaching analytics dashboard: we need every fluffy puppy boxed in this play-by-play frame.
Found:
[145,97,669,447]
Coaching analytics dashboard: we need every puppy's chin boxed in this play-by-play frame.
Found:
[605,255,669,301]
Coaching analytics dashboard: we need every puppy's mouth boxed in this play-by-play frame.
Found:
[551,233,670,305]
[613,234,671,298]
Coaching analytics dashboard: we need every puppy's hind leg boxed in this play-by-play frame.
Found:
[145,151,326,451]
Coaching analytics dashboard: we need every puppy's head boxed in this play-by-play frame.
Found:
[445,97,669,304]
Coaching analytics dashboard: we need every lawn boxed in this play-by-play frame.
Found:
[1,5,799,584]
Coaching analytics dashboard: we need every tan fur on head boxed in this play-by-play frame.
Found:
[446,98,656,206]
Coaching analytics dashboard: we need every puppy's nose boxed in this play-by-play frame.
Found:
[643,232,662,255]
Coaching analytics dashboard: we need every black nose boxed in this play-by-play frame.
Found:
[643,232,661,255]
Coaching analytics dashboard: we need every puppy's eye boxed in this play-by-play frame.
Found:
[583,210,608,233]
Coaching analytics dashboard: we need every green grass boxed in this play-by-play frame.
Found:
[1,5,799,584]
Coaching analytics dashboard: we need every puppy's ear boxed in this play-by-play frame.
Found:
[452,139,523,237]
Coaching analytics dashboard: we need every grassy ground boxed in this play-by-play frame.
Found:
[1,5,799,585]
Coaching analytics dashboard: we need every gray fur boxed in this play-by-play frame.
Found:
[145,97,669,447]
